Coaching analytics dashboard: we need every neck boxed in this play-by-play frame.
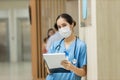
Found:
[65,33,76,43]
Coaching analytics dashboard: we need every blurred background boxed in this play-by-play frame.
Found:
[0,0,31,80]
[1,0,120,80]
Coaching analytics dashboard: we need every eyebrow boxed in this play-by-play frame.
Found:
[59,23,67,26]
[57,23,67,27]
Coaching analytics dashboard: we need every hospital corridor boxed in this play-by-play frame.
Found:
[0,0,120,80]
[0,0,32,80]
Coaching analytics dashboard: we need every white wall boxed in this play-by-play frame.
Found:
[79,0,120,80]
[97,0,120,80]
[78,0,98,80]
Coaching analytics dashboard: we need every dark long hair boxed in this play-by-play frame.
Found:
[56,13,76,27]
[47,28,55,38]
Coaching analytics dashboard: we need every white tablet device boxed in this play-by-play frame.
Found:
[43,53,66,69]
[43,53,70,73]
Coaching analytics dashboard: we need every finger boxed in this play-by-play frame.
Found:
[62,60,69,64]
[61,60,66,65]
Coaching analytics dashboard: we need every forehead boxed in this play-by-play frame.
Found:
[57,17,68,25]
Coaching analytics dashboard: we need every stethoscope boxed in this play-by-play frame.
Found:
[55,36,78,65]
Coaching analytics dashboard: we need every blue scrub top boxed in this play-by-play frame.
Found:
[46,38,87,80]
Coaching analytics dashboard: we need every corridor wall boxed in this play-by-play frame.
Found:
[97,0,120,80]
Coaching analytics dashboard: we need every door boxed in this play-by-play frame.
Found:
[17,18,31,61]
[0,19,9,62]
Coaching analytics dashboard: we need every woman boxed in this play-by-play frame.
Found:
[47,28,55,38]
[46,13,87,80]
[42,28,55,53]
[42,37,48,53]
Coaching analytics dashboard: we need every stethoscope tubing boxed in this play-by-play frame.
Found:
[55,36,78,59]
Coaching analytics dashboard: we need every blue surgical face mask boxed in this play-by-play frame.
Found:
[59,26,72,38]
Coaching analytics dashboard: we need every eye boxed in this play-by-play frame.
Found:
[57,23,67,29]
[58,25,61,29]
[62,23,67,27]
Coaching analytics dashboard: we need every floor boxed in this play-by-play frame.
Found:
[0,62,32,80]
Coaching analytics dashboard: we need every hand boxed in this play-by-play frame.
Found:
[61,60,73,70]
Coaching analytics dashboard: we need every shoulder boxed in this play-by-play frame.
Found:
[52,38,64,46]
[77,38,86,48]
[77,38,86,45]
[76,38,87,57]
[48,32,63,41]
